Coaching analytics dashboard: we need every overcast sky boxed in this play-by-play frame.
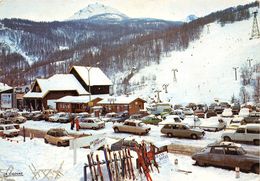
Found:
[0,0,254,22]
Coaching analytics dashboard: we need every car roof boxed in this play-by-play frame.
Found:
[125,119,142,123]
[208,141,241,148]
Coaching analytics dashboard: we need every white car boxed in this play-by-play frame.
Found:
[183,108,194,115]
[182,115,201,127]
[199,116,226,131]
[221,108,233,117]
[221,124,260,145]
[238,108,250,117]
[79,117,105,129]
[0,124,20,137]
[49,112,67,122]
[163,115,182,124]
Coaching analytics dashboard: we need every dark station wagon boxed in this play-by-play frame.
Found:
[192,142,260,174]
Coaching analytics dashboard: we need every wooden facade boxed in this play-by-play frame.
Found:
[56,97,102,113]
[25,90,79,110]
[98,98,145,115]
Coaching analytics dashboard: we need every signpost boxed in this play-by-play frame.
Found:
[70,133,107,165]
[1,93,12,108]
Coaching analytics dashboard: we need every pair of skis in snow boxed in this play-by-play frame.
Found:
[87,153,104,181]
[103,146,135,181]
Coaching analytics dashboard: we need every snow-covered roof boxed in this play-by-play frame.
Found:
[97,96,145,105]
[71,66,112,86]
[24,74,89,98]
[0,82,12,92]
[55,95,104,103]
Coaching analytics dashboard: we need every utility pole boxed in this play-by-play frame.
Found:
[172,68,178,82]
[250,11,260,40]
[86,62,100,102]
[162,84,169,93]
[154,90,162,103]
[247,58,253,68]
[207,24,210,34]
[233,67,239,81]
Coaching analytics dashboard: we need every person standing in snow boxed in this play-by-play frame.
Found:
[70,115,75,130]
[75,117,79,131]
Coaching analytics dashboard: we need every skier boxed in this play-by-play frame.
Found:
[75,117,79,131]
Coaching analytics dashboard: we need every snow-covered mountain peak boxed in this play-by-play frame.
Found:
[185,14,198,22]
[68,3,128,20]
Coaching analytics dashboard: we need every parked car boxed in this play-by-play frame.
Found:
[32,113,45,121]
[221,124,260,145]
[173,109,185,120]
[79,117,105,129]
[199,117,226,131]
[182,115,202,127]
[44,128,74,146]
[231,103,240,115]
[2,109,19,118]
[102,112,126,122]
[42,109,57,121]
[141,115,162,125]
[221,108,233,117]
[238,108,250,118]
[194,109,205,118]
[110,138,138,151]
[112,120,151,135]
[129,114,144,120]
[48,112,67,122]
[183,108,194,115]
[192,141,260,174]
[146,103,172,115]
[8,115,27,124]
[160,122,205,139]
[58,113,71,123]
[163,115,182,123]
[241,112,260,125]
[0,124,20,137]
[205,110,217,118]
[22,111,41,120]
[213,102,230,114]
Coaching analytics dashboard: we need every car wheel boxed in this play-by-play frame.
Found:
[253,139,260,145]
[191,134,198,139]
[252,164,260,174]
[44,138,48,144]
[167,133,173,137]
[223,136,231,142]
[114,128,119,133]
[57,142,61,147]
[196,161,205,166]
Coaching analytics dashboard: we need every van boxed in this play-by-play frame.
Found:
[221,124,260,145]
[146,103,172,115]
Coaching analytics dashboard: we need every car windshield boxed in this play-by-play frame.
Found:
[6,125,15,130]
[237,147,247,154]
[95,119,101,122]
[57,130,69,137]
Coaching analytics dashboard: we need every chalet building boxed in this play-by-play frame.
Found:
[55,95,105,113]
[23,74,89,110]
[23,66,112,110]
[97,96,146,115]
[69,66,112,95]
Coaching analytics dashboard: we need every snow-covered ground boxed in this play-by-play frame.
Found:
[0,136,259,181]
[21,118,259,153]
[123,14,260,105]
